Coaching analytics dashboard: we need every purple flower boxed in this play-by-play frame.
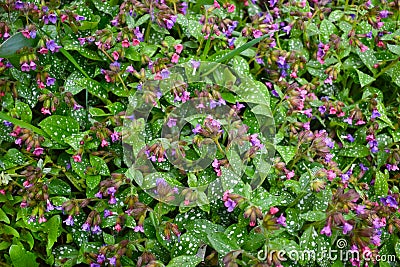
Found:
[355,205,366,215]
[371,231,381,246]
[134,225,144,232]
[75,15,85,21]
[343,222,353,234]
[320,225,332,236]
[359,163,369,172]
[46,199,55,212]
[192,124,202,134]
[3,121,13,127]
[92,225,102,234]
[104,209,113,218]
[21,62,30,72]
[366,31,373,38]
[277,214,287,227]
[224,198,236,212]
[29,30,36,39]
[108,257,117,266]
[160,68,170,79]
[15,0,24,9]
[371,109,381,119]
[46,40,61,53]
[191,60,200,69]
[343,117,352,125]
[111,131,120,142]
[228,38,235,47]
[63,215,74,226]
[271,89,279,98]
[134,27,144,41]
[82,222,91,231]
[90,263,101,267]
[95,191,103,198]
[345,134,354,142]
[107,187,116,195]
[379,10,389,18]
[269,0,277,7]
[380,196,398,208]
[46,77,56,86]
[167,117,177,128]
[325,138,334,149]
[97,254,106,264]
[48,13,57,24]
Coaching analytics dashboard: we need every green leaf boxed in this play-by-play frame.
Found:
[216,34,269,63]
[48,178,71,196]
[328,10,343,22]
[276,145,296,164]
[75,78,108,101]
[90,155,110,176]
[387,44,400,56]
[9,244,39,267]
[207,232,240,256]
[0,33,37,66]
[299,210,326,221]
[135,14,150,27]
[86,175,101,190]
[166,255,203,267]
[0,208,10,224]
[320,19,336,43]
[103,232,115,245]
[44,215,61,256]
[338,145,370,158]
[375,170,389,197]
[39,115,80,145]
[15,101,32,123]
[395,241,400,260]
[356,48,377,73]
[356,69,376,88]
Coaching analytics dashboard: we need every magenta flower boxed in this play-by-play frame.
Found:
[342,222,353,234]
[320,224,332,236]
[82,222,91,231]
[277,214,287,227]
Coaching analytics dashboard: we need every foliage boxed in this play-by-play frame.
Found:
[0,0,400,266]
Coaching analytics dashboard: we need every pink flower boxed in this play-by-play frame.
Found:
[41,107,51,115]
[112,51,119,61]
[61,14,68,22]
[115,223,122,232]
[132,39,140,46]
[269,207,279,215]
[227,4,235,12]
[121,39,130,48]
[72,154,82,162]
[214,0,220,8]
[360,44,368,53]
[111,131,120,142]
[171,53,179,63]
[253,29,263,38]
[33,147,44,156]
[101,139,109,147]
[286,170,295,179]
[174,44,183,54]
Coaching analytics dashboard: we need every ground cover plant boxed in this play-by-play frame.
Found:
[0,0,400,266]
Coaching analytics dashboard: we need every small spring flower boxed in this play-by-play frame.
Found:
[92,225,102,234]
[343,222,353,234]
[167,117,177,128]
[171,53,179,63]
[72,154,82,162]
[134,225,144,232]
[320,224,332,236]
[82,222,91,231]
[277,213,287,227]
[63,215,74,226]
[227,4,235,12]
[174,44,183,54]
[111,131,120,142]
